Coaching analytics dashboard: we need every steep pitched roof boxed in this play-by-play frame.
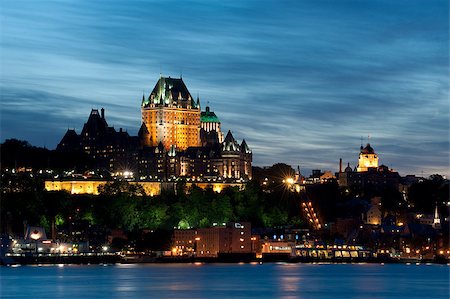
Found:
[138,123,149,137]
[57,129,80,151]
[222,130,240,152]
[81,109,109,136]
[240,139,251,154]
[143,76,197,109]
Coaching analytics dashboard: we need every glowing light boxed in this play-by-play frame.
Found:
[30,230,41,240]
[285,177,294,185]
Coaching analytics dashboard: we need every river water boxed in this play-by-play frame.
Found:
[1,263,448,298]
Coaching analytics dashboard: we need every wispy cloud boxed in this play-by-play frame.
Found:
[1,0,448,177]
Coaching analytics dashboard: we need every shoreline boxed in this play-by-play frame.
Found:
[2,253,448,266]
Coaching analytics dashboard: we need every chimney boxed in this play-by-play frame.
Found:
[101,108,105,119]
[339,158,343,173]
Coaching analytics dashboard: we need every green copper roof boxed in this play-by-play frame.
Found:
[200,106,220,123]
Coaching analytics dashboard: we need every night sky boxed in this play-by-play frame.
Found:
[1,1,448,177]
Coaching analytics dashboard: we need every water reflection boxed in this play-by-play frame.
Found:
[0,263,448,299]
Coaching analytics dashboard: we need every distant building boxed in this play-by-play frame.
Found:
[357,143,379,172]
[365,197,382,225]
[338,143,400,189]
[433,204,441,230]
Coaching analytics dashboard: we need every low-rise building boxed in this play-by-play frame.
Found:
[172,222,253,257]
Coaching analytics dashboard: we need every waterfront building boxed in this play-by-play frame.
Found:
[172,222,253,257]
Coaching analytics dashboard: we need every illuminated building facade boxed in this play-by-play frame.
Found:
[338,143,399,188]
[140,76,201,151]
[172,222,253,257]
[56,76,252,181]
[357,143,379,172]
[201,106,224,144]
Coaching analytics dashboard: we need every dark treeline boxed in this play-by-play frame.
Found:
[0,139,94,171]
[1,139,448,250]
[0,178,303,245]
[2,174,447,237]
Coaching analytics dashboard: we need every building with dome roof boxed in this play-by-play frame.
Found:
[201,106,224,144]
[357,143,379,172]
[338,143,399,189]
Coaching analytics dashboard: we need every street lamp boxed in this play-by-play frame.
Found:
[30,230,41,254]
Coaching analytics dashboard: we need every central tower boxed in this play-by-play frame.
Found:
[357,143,379,172]
[140,76,201,150]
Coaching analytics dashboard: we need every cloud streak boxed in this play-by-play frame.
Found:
[1,0,448,177]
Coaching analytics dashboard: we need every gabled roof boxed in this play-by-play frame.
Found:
[138,123,149,137]
[81,109,109,136]
[57,129,80,151]
[143,76,198,109]
[240,139,251,154]
[222,130,240,152]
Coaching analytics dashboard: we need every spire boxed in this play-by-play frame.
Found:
[240,139,251,154]
[138,123,149,137]
[433,203,441,229]
[223,130,239,152]
[168,144,177,157]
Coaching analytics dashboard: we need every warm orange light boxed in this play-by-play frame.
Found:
[30,230,41,240]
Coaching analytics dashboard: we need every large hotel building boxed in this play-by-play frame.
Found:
[57,76,252,181]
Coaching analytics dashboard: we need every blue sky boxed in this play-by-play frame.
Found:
[1,0,448,177]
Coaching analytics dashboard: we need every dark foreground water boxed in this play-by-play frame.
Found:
[1,263,448,298]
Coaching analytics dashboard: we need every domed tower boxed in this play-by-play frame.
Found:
[357,143,379,172]
[141,76,201,150]
[200,106,224,143]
